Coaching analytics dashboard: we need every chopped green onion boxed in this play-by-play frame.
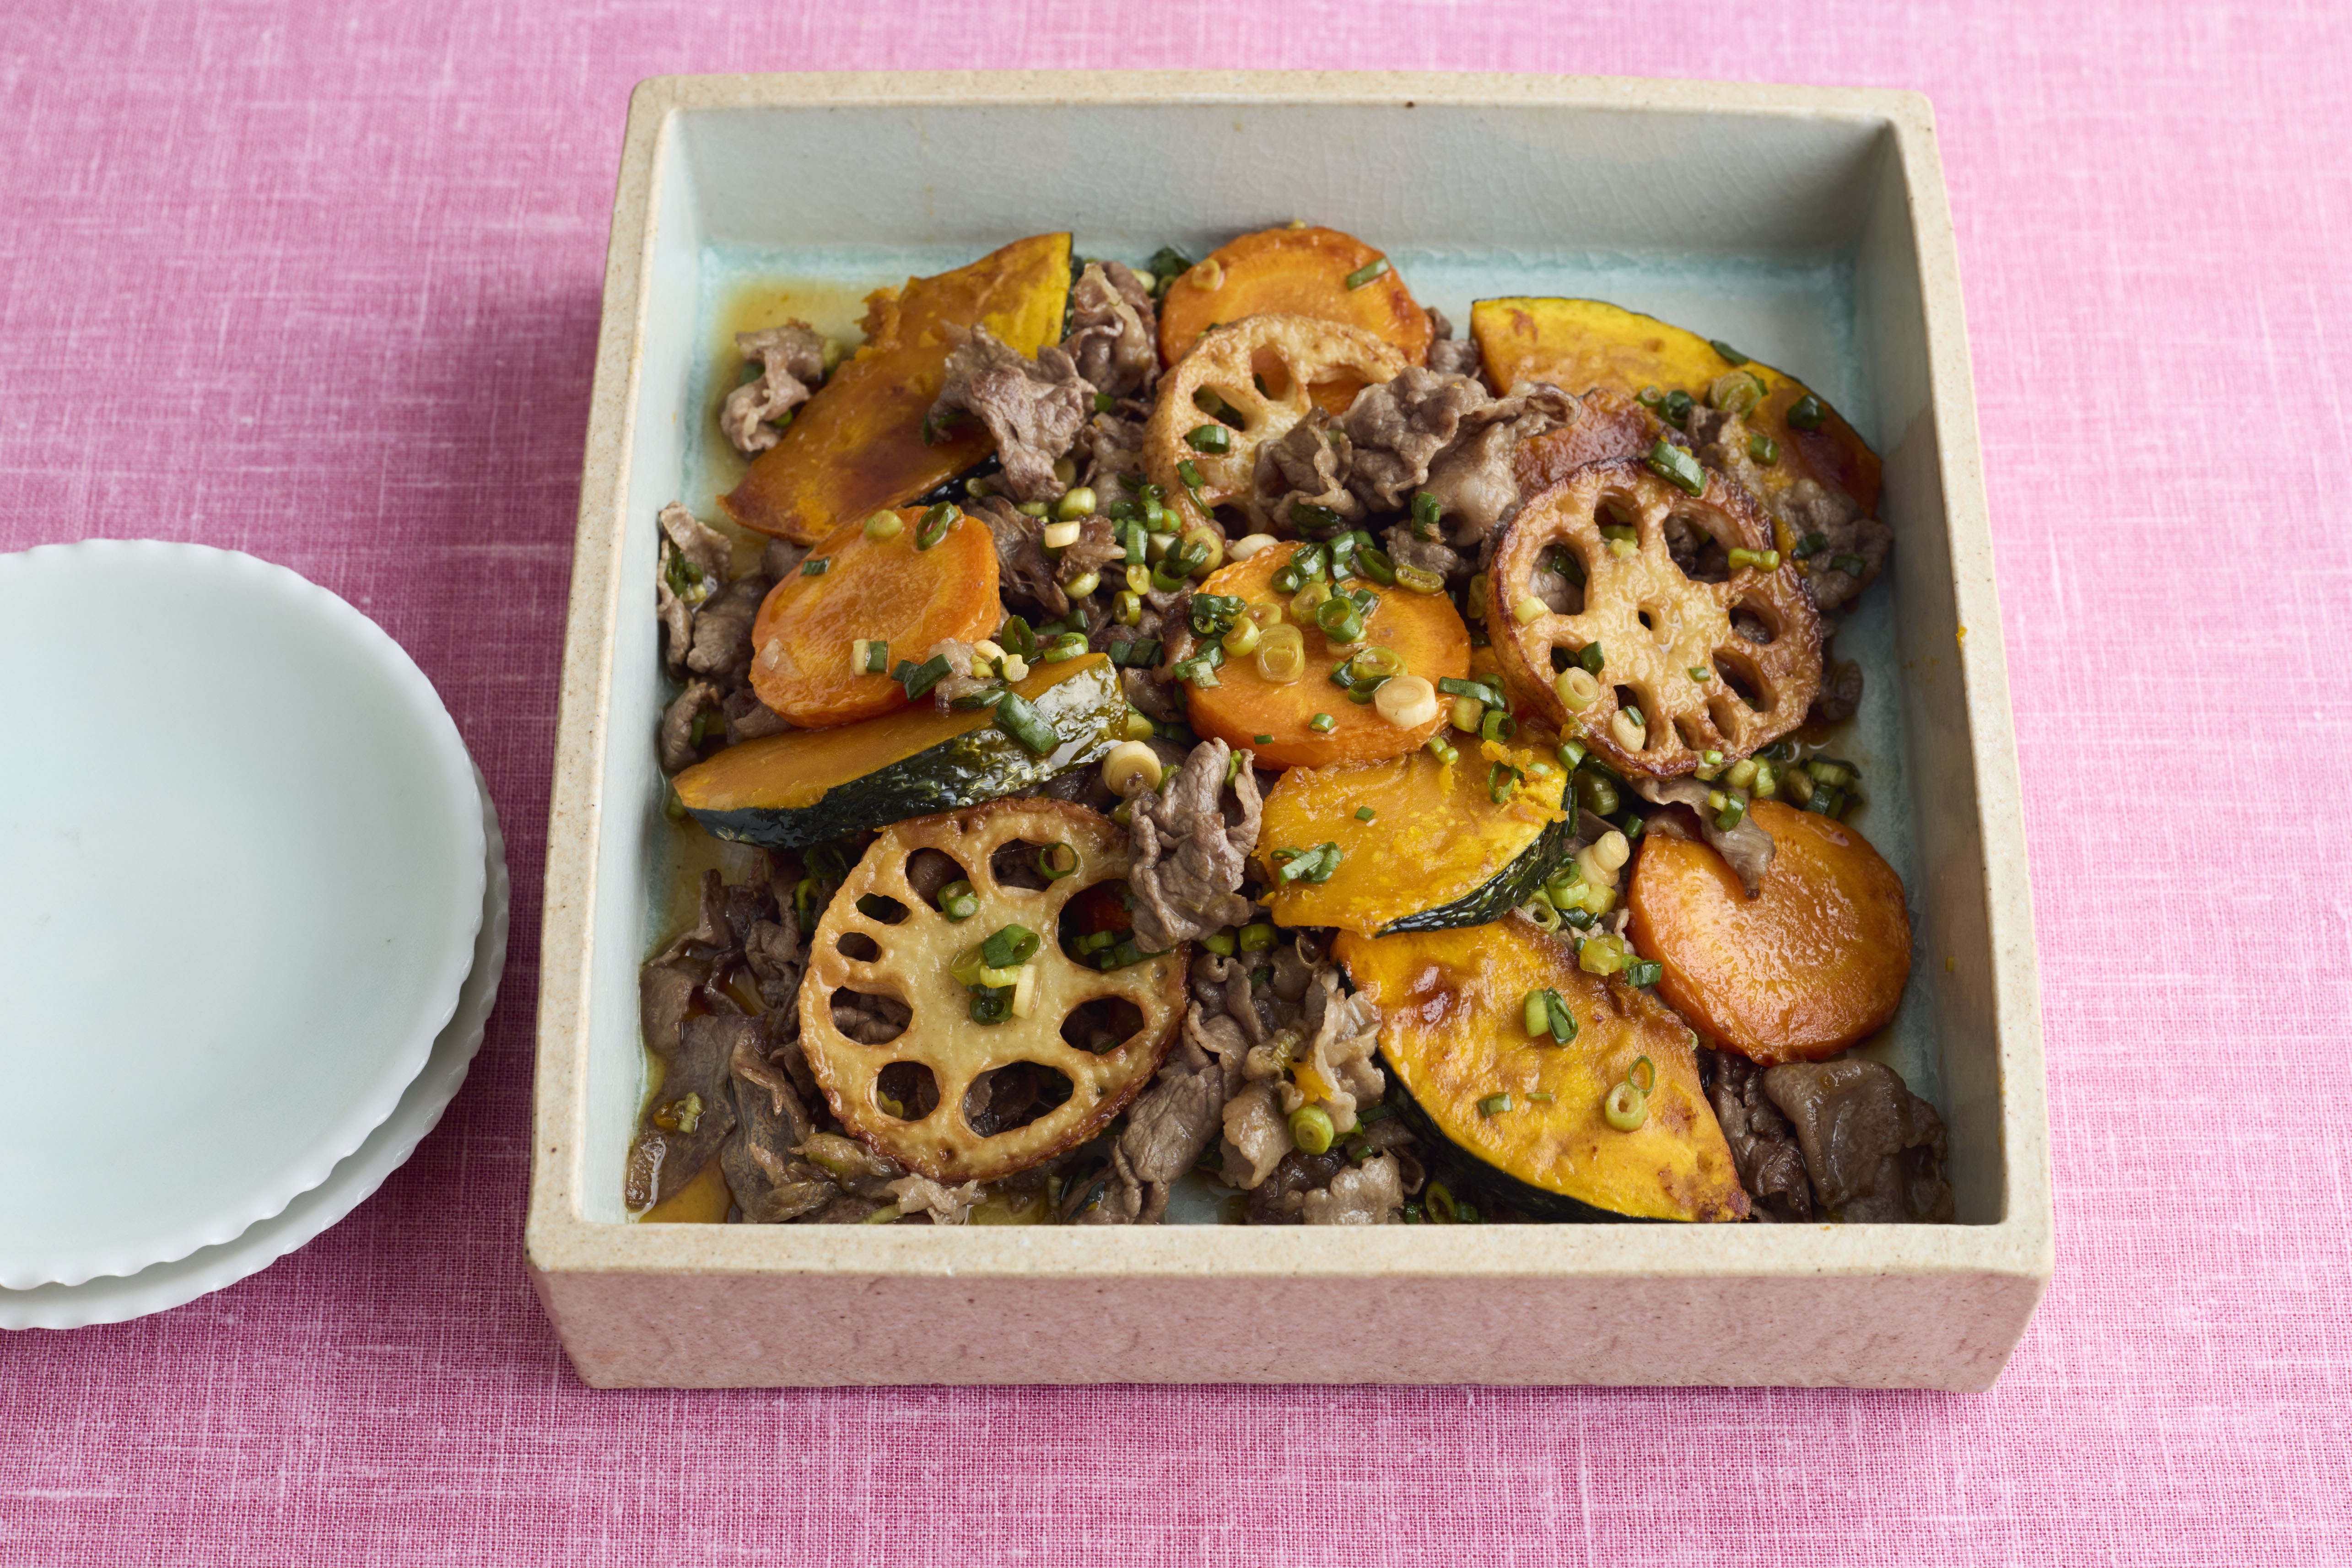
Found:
[1624,959,1663,988]
[1479,709,1515,743]
[1424,735,1459,765]
[1627,1056,1656,1094]
[863,510,902,540]
[938,880,980,921]
[1748,433,1780,465]
[1788,393,1825,431]
[1185,422,1232,455]
[994,692,1060,755]
[1660,389,1694,427]
[1288,501,1346,535]
[801,556,830,576]
[1309,712,1335,733]
[1237,921,1276,953]
[1036,842,1079,881]
[1488,760,1520,804]
[1576,642,1607,676]
[1645,439,1706,497]
[917,503,957,550]
[1274,841,1343,885]
[1727,547,1781,572]
[1354,546,1396,587]
[1176,458,1204,489]
[1556,739,1587,771]
[1528,1092,1555,1105]
[1709,339,1749,366]
[1436,675,1507,709]
[969,987,1013,1025]
[1314,598,1365,644]
[1478,1093,1513,1118]
[1688,665,1710,683]
[860,641,890,675]
[1093,390,1115,414]
[1290,1105,1337,1154]
[1253,733,1273,744]
[1394,562,1445,594]
[1603,1081,1648,1132]
[1412,490,1442,534]
[1343,257,1391,290]
[1832,553,1868,577]
[1203,928,1236,957]
[1573,769,1620,817]
[979,923,1041,969]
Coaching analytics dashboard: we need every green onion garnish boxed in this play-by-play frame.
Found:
[1688,665,1710,682]
[1709,339,1749,366]
[1274,841,1343,885]
[1036,843,1079,881]
[1354,806,1376,822]
[1748,432,1780,465]
[1343,257,1391,290]
[801,557,830,576]
[1628,1055,1656,1094]
[938,880,980,921]
[1309,712,1335,733]
[1093,390,1115,414]
[1288,501,1345,534]
[994,692,1059,755]
[1488,760,1520,803]
[1437,675,1507,709]
[1478,1093,1513,1118]
[862,641,890,675]
[979,923,1041,969]
[916,502,957,550]
[1185,423,1232,455]
[1660,389,1694,427]
[1787,393,1825,431]
[1832,553,1867,577]
[1576,642,1606,676]
[1645,439,1706,497]
[1791,531,1829,560]
[1412,490,1441,534]
[1624,959,1663,988]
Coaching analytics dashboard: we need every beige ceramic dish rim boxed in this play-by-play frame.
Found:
[530,72,2050,1293]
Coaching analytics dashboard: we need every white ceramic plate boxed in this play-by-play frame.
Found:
[0,766,507,1331]
[0,541,486,1289]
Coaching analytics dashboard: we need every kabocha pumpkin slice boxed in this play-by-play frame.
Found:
[674,653,1125,849]
[1335,920,1748,1222]
[800,798,1187,1182]
[747,505,1001,727]
[1257,743,1575,934]
[1487,458,1821,776]
[1158,226,1433,375]
[722,233,1073,543]
[1145,314,1406,530]
[1184,539,1468,769]
[1626,800,1910,1064]
[1471,296,1882,517]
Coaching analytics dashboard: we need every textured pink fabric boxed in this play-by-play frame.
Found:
[4,1,2349,1562]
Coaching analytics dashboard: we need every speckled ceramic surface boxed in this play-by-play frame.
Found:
[527,72,2050,1389]
[0,541,486,1289]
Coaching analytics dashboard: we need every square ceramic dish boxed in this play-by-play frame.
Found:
[529,71,2050,1390]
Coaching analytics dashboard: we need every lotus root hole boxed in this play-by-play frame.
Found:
[988,838,1063,892]
[1732,597,1780,645]
[836,930,883,962]
[904,848,973,912]
[829,989,910,1045]
[1061,995,1148,1056]
[874,1061,941,1122]
[1054,881,1134,963]
[962,1061,1076,1138]
[1714,657,1767,714]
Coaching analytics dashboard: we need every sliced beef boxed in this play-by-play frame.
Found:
[1632,777,1777,896]
[885,1175,985,1225]
[1251,410,1362,530]
[1061,261,1159,401]
[1278,969,1384,1134]
[1125,739,1262,951]
[1780,478,1893,613]
[685,573,768,680]
[721,684,793,744]
[742,908,805,1014]
[639,954,705,1063]
[622,1012,748,1211]
[721,1028,830,1223]
[1057,515,1122,586]
[1762,1059,1954,1223]
[1424,307,1483,380]
[720,321,826,457]
[1707,1051,1814,1222]
[761,535,810,583]
[656,501,732,676]
[931,324,1091,502]
[1119,665,1185,726]
[1078,1031,1227,1226]
[1301,1153,1405,1225]
[793,1132,906,1202]
[1219,1080,1292,1191]
[1245,1148,1347,1224]
[1381,521,1467,586]
[974,498,1068,618]
[1810,657,1864,727]
[1341,369,1575,544]
[658,679,722,774]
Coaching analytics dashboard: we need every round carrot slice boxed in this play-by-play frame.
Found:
[1625,800,1910,1064]
[748,506,1001,727]
[1184,540,1468,769]
[1159,226,1433,374]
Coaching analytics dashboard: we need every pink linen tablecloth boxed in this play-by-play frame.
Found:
[5,2,2348,1563]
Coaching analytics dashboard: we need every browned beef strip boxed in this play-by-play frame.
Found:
[1119,666,1185,725]
[1341,368,1574,544]
[658,679,722,774]
[720,321,825,456]
[1762,1059,1954,1223]
[1056,515,1122,586]
[1252,410,1362,529]
[1381,521,1467,585]
[761,535,809,582]
[1632,777,1777,896]
[721,684,792,744]
[974,498,1068,618]
[931,324,1091,502]
[1707,1051,1814,1222]
[1301,1153,1404,1225]
[623,1012,747,1211]
[684,574,767,680]
[1809,657,1864,726]
[1246,1148,1349,1225]
[1126,739,1262,951]
[721,1026,830,1223]
[1076,1030,1227,1226]
[1424,307,1484,380]
[1780,478,1892,613]
[1061,261,1159,401]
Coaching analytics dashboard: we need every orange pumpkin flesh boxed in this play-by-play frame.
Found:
[1183,541,1468,769]
[1159,226,1432,374]
[1625,800,1911,1064]
[722,232,1073,543]
[747,507,1001,728]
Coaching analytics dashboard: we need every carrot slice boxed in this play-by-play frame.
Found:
[1159,226,1433,376]
[1183,541,1468,769]
[747,506,1001,728]
[1625,800,1911,1064]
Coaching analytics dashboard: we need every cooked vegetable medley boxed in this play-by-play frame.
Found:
[631,225,1950,1229]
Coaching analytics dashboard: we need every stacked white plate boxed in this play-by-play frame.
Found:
[0,542,510,1331]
